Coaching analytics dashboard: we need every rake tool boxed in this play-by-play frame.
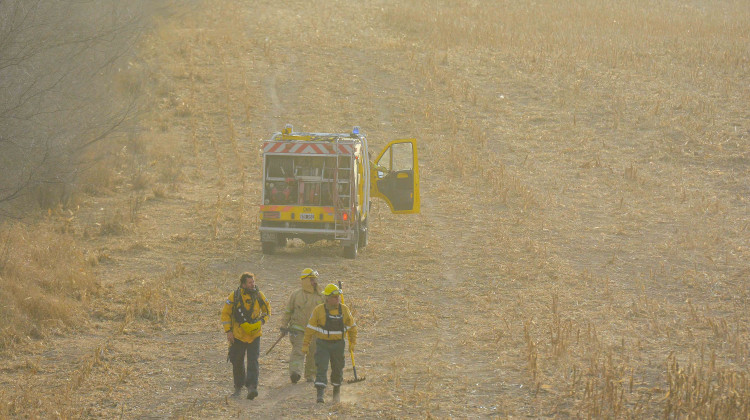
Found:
[348,346,365,383]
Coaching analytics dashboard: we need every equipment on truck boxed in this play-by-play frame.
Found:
[259,124,420,258]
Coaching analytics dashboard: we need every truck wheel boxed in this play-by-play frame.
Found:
[343,228,359,259]
[261,241,276,255]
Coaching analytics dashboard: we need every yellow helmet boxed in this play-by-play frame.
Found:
[300,268,319,279]
[323,283,341,296]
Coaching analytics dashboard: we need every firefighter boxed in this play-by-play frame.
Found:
[280,268,325,384]
[302,283,357,403]
[220,272,271,400]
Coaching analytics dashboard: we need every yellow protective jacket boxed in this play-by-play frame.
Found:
[303,303,357,348]
[221,288,271,344]
[280,277,324,333]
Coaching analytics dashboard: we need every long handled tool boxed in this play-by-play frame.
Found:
[338,281,364,383]
[348,347,366,383]
[265,328,288,356]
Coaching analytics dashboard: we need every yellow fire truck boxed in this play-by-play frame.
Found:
[259,124,420,258]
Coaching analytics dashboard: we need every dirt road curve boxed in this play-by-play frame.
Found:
[1,0,748,418]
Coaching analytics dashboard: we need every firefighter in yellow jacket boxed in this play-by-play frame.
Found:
[220,272,270,400]
[303,283,357,403]
[280,268,325,384]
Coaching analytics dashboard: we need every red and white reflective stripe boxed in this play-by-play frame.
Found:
[263,142,353,155]
[264,142,286,153]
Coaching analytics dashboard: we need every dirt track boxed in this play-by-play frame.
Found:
[1,0,748,418]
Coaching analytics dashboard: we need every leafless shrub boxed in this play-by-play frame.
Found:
[0,0,154,218]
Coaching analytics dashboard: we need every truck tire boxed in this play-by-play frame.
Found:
[261,241,276,255]
[343,226,359,259]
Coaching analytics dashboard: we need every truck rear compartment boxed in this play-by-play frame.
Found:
[263,155,347,207]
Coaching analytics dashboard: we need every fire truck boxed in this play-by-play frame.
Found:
[259,124,420,258]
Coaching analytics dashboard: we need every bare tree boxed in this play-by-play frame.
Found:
[0,0,159,217]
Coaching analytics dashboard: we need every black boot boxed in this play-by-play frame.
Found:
[332,385,340,403]
[316,386,325,403]
[290,372,301,384]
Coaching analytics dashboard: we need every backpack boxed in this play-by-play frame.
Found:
[232,287,268,326]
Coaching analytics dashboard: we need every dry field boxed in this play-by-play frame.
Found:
[1,0,749,418]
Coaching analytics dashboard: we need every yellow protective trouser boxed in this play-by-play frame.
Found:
[289,330,316,380]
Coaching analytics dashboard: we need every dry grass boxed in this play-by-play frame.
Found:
[124,262,185,327]
[0,0,747,418]
[0,222,100,351]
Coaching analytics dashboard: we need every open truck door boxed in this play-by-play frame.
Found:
[370,139,420,214]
